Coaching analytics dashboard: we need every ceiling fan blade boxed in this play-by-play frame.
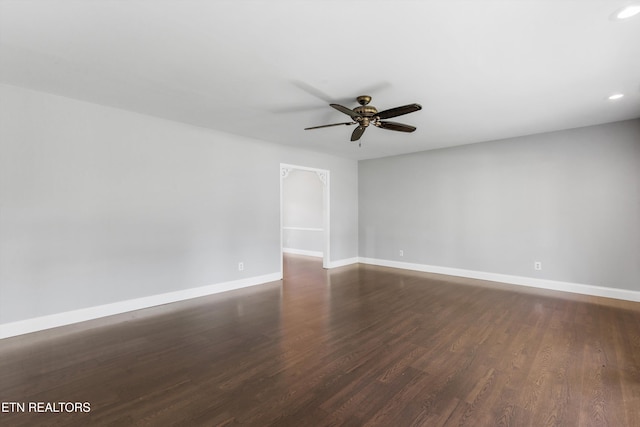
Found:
[305,122,355,130]
[291,80,334,103]
[351,125,366,141]
[376,121,416,133]
[376,103,422,120]
[269,104,328,114]
[330,104,362,119]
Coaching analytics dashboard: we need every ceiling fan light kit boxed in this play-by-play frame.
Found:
[305,95,422,146]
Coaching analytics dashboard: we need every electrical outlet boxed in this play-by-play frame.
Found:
[399,250,404,257]
[238,262,244,271]
[534,261,542,271]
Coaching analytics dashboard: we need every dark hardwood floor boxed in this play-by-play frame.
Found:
[1,254,640,426]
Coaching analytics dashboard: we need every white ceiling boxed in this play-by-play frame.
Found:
[1,0,639,160]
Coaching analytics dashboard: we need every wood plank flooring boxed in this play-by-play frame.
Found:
[1,254,640,426]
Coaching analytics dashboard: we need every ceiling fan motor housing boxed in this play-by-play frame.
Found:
[353,105,378,117]
[354,95,378,122]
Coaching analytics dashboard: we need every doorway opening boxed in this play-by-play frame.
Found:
[280,164,330,276]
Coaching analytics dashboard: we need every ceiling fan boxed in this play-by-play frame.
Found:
[305,95,422,144]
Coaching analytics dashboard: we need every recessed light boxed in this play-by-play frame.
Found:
[613,4,640,20]
[608,93,625,100]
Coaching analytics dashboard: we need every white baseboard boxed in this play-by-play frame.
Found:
[283,248,323,258]
[5,258,637,340]
[0,272,281,340]
[358,257,640,303]
[327,257,360,268]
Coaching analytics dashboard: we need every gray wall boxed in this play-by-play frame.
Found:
[3,81,638,327]
[359,119,640,291]
[282,169,324,253]
[0,84,358,324]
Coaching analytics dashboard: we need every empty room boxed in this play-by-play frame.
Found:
[1,1,640,426]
